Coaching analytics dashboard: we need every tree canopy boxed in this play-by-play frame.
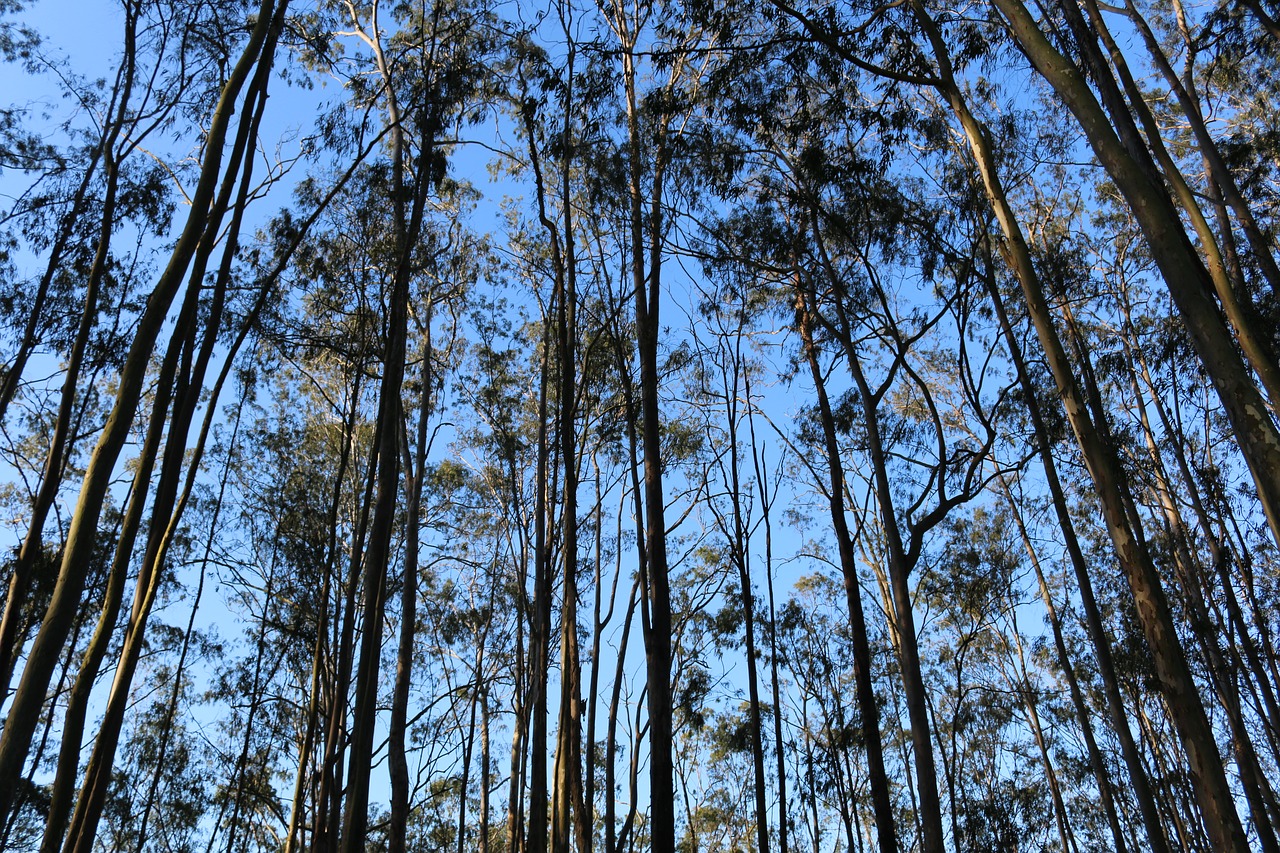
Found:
[0,0,1278,851]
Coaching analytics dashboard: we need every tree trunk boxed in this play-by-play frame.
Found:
[621,35,675,853]
[794,278,899,853]
[984,266,1164,853]
[927,7,1243,842]
[389,309,434,853]
[0,4,283,824]
[1000,474,1128,853]
[991,0,1280,577]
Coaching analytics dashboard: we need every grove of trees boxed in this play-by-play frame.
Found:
[0,0,1278,851]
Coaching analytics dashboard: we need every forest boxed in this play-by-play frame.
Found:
[0,0,1277,850]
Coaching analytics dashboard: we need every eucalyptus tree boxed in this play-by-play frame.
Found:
[0,0,295,831]
[387,194,477,853]
[449,291,545,853]
[0,1,184,695]
[511,16,597,847]
[588,3,727,845]
[773,573,882,851]
[985,0,1280,565]
[688,284,775,853]
[54,10,312,848]
[767,2,1259,846]
[266,176,387,853]
[7,0,1280,849]
[797,209,1011,853]
[1062,234,1280,849]
[281,3,494,848]
[705,51,1020,844]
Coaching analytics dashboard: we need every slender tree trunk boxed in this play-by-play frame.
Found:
[550,46,584,849]
[389,309,434,853]
[1000,474,1128,853]
[715,327,771,853]
[39,309,181,853]
[0,44,127,693]
[314,427,380,853]
[131,400,243,853]
[58,28,284,843]
[793,278,899,853]
[508,491,530,853]
[284,366,365,853]
[457,662,481,853]
[338,6,443,844]
[980,261,1166,852]
[746,387,788,853]
[0,5,283,824]
[1007,611,1079,853]
[528,312,554,853]
[991,0,1280,577]
[839,314,945,853]
[608,267,648,853]
[621,34,675,853]
[923,7,1240,841]
[218,582,290,853]
[606,577,640,853]
[584,471,607,853]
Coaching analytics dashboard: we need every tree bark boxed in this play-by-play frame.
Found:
[991,0,1280,575]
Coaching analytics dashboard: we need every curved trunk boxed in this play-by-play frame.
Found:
[0,2,282,824]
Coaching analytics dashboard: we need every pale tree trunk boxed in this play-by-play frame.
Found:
[606,576,640,853]
[1004,609,1079,853]
[516,60,560,851]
